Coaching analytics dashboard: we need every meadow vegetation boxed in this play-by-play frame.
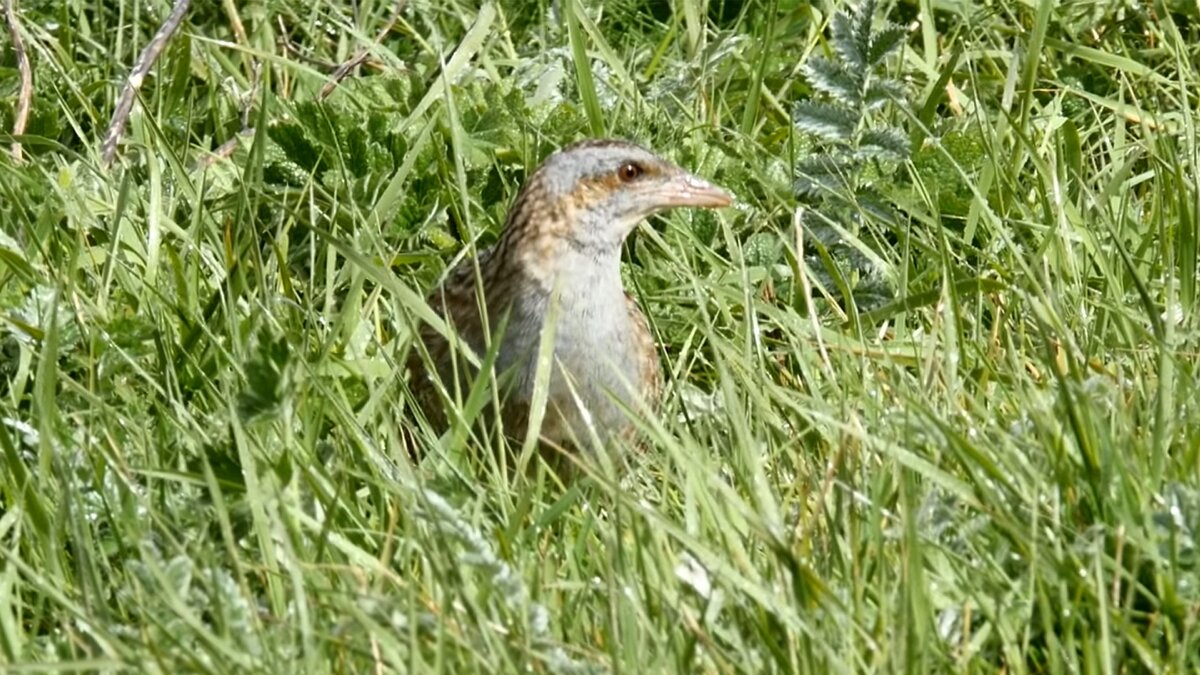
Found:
[1,0,1198,671]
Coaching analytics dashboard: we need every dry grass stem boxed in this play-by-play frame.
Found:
[100,0,191,168]
[319,0,407,100]
[3,0,32,163]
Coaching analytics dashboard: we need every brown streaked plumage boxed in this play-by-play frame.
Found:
[406,139,732,455]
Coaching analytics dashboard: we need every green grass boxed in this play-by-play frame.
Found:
[2,0,1198,671]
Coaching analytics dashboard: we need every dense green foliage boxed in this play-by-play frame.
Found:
[1,0,1198,671]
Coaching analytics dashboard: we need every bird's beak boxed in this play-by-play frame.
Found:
[654,171,734,209]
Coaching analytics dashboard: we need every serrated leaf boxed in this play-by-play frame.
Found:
[268,122,323,173]
[857,127,911,160]
[830,11,866,72]
[803,56,862,106]
[263,157,309,187]
[868,24,908,66]
[744,232,784,268]
[793,101,857,142]
[795,154,859,198]
[344,126,370,177]
[854,186,900,224]
[850,278,897,312]
[367,111,390,140]
[856,0,880,22]
[799,153,860,178]
[237,332,291,422]
[853,0,877,55]
[864,80,908,110]
[296,101,336,151]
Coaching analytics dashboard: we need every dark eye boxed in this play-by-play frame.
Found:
[617,162,643,181]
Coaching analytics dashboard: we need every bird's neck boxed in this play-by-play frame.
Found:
[516,238,626,307]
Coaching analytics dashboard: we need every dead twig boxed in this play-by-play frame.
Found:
[277,15,340,71]
[194,127,255,171]
[193,60,260,172]
[100,0,190,168]
[3,0,33,163]
[318,0,407,101]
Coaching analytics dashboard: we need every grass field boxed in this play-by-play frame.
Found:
[2,0,1199,671]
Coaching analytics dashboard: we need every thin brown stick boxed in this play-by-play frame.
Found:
[279,34,340,70]
[193,58,260,172]
[318,0,407,101]
[100,0,191,168]
[3,0,32,163]
[194,126,254,171]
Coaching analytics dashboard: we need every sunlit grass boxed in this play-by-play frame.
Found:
[1,0,1198,671]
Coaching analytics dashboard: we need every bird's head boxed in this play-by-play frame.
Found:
[502,139,732,259]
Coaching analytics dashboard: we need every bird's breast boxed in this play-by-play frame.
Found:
[497,269,650,445]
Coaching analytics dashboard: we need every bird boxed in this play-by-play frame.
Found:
[405,138,732,458]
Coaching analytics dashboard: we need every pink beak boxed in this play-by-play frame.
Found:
[656,172,734,209]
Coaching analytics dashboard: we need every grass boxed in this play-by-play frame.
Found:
[1,0,1198,671]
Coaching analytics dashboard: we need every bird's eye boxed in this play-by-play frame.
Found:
[617,163,643,182]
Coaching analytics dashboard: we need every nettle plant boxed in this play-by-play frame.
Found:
[793,0,910,313]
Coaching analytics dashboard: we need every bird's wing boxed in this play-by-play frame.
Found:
[405,251,493,430]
